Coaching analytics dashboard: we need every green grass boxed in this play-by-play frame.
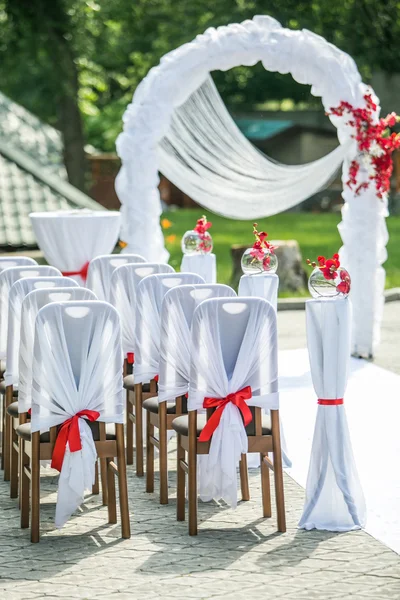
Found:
[162,209,400,296]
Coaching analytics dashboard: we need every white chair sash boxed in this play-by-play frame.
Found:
[86,253,146,302]
[158,284,236,402]
[238,273,279,312]
[189,297,279,508]
[181,253,217,284]
[299,298,366,531]
[31,301,124,528]
[134,273,204,384]
[0,266,61,360]
[18,287,97,413]
[109,262,174,358]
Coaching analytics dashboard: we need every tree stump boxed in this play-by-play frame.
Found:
[230,240,307,293]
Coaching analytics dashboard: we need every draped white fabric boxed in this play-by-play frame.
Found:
[109,262,175,357]
[158,284,236,402]
[238,273,279,312]
[0,256,37,273]
[29,210,121,284]
[4,276,78,387]
[0,266,61,360]
[180,254,217,284]
[86,253,146,302]
[188,297,279,507]
[298,298,366,531]
[134,273,204,384]
[18,287,97,413]
[31,301,124,528]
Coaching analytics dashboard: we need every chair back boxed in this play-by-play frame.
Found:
[4,277,78,387]
[0,265,61,359]
[0,257,37,273]
[87,253,146,301]
[134,272,204,384]
[31,300,124,527]
[158,284,236,402]
[110,262,174,359]
[18,287,97,412]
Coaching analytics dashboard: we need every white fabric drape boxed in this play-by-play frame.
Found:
[29,210,121,284]
[134,273,204,384]
[86,253,146,302]
[31,301,124,528]
[238,273,279,312]
[4,276,78,387]
[109,262,175,358]
[18,287,97,413]
[298,298,366,531]
[158,284,236,402]
[0,256,37,273]
[180,254,217,284]
[189,297,279,507]
[0,266,61,360]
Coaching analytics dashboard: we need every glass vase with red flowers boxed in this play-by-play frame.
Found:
[181,216,213,255]
[307,253,351,298]
[241,224,278,275]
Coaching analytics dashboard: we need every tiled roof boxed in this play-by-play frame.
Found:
[0,92,102,249]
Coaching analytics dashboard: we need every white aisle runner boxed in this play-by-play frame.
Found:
[279,349,400,555]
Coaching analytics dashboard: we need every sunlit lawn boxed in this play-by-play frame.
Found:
[162,209,400,296]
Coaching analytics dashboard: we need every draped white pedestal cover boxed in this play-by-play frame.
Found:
[31,301,124,528]
[181,253,217,284]
[158,284,236,402]
[109,262,175,359]
[298,298,366,531]
[18,287,97,413]
[29,210,121,284]
[86,253,146,302]
[4,276,78,387]
[134,273,204,384]
[0,265,61,360]
[238,273,279,313]
[189,297,280,507]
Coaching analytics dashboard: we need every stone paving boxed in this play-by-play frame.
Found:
[0,303,399,599]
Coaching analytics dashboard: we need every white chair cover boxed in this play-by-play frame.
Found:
[31,301,124,528]
[18,287,97,413]
[86,253,146,302]
[109,262,175,359]
[188,297,279,508]
[29,210,121,284]
[4,276,79,387]
[0,266,61,360]
[134,272,204,384]
[298,298,366,531]
[180,254,217,284]
[158,284,236,402]
[0,256,37,272]
[238,273,279,313]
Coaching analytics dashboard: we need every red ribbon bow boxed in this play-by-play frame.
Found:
[51,410,100,472]
[318,398,344,405]
[198,386,252,442]
[127,352,134,364]
[62,261,90,282]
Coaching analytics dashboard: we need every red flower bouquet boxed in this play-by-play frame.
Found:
[307,253,351,298]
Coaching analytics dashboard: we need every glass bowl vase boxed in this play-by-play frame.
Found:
[181,230,213,255]
[308,266,351,299]
[241,247,278,275]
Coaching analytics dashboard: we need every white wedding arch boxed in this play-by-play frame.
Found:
[116,15,388,357]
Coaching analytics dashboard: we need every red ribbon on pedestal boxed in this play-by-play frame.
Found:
[198,386,252,442]
[154,375,159,383]
[62,261,90,282]
[318,398,344,405]
[127,352,134,364]
[51,410,100,472]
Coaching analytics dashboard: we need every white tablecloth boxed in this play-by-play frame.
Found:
[30,210,121,284]
[181,253,216,284]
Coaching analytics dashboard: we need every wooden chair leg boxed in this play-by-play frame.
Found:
[1,392,5,470]
[239,453,250,501]
[31,431,40,543]
[159,403,168,504]
[176,434,185,521]
[188,412,198,536]
[20,439,29,529]
[10,419,19,498]
[261,452,272,518]
[146,410,154,493]
[126,390,134,465]
[3,386,13,481]
[134,384,144,477]
[92,460,99,495]
[100,458,108,506]
[106,458,117,524]
[115,423,131,539]
[271,410,286,533]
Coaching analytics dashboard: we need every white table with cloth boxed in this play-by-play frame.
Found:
[29,210,121,285]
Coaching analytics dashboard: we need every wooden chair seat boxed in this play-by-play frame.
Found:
[172,414,272,437]
[0,381,18,396]
[16,422,117,442]
[0,360,6,378]
[6,401,19,418]
[123,375,150,393]
[142,397,176,414]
